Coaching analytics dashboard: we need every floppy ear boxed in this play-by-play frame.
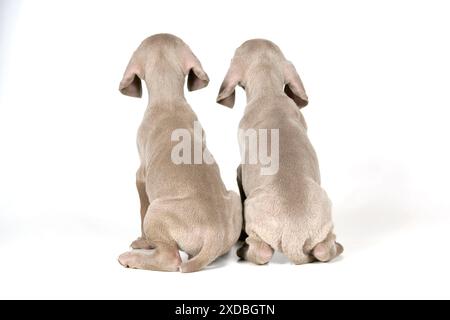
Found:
[216,62,241,108]
[185,51,209,92]
[119,56,142,98]
[284,61,308,108]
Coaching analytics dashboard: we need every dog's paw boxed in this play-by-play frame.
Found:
[130,237,152,250]
[118,251,136,268]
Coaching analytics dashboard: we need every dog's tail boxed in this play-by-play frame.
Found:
[179,241,219,273]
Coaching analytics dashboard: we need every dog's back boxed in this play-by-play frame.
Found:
[240,95,331,257]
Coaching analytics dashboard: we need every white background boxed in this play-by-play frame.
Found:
[1,0,449,299]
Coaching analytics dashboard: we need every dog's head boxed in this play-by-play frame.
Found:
[119,33,209,98]
[217,39,308,108]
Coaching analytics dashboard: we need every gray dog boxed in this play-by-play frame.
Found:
[118,34,242,273]
[217,39,343,265]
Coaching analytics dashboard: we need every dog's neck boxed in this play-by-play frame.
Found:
[244,68,284,103]
[145,66,187,104]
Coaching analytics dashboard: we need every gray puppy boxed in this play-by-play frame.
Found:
[217,39,343,265]
[118,34,242,273]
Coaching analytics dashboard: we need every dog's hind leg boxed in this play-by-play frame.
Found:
[312,233,344,262]
[118,242,181,272]
[237,234,274,265]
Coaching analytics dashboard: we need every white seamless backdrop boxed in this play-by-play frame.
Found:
[0,0,449,299]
